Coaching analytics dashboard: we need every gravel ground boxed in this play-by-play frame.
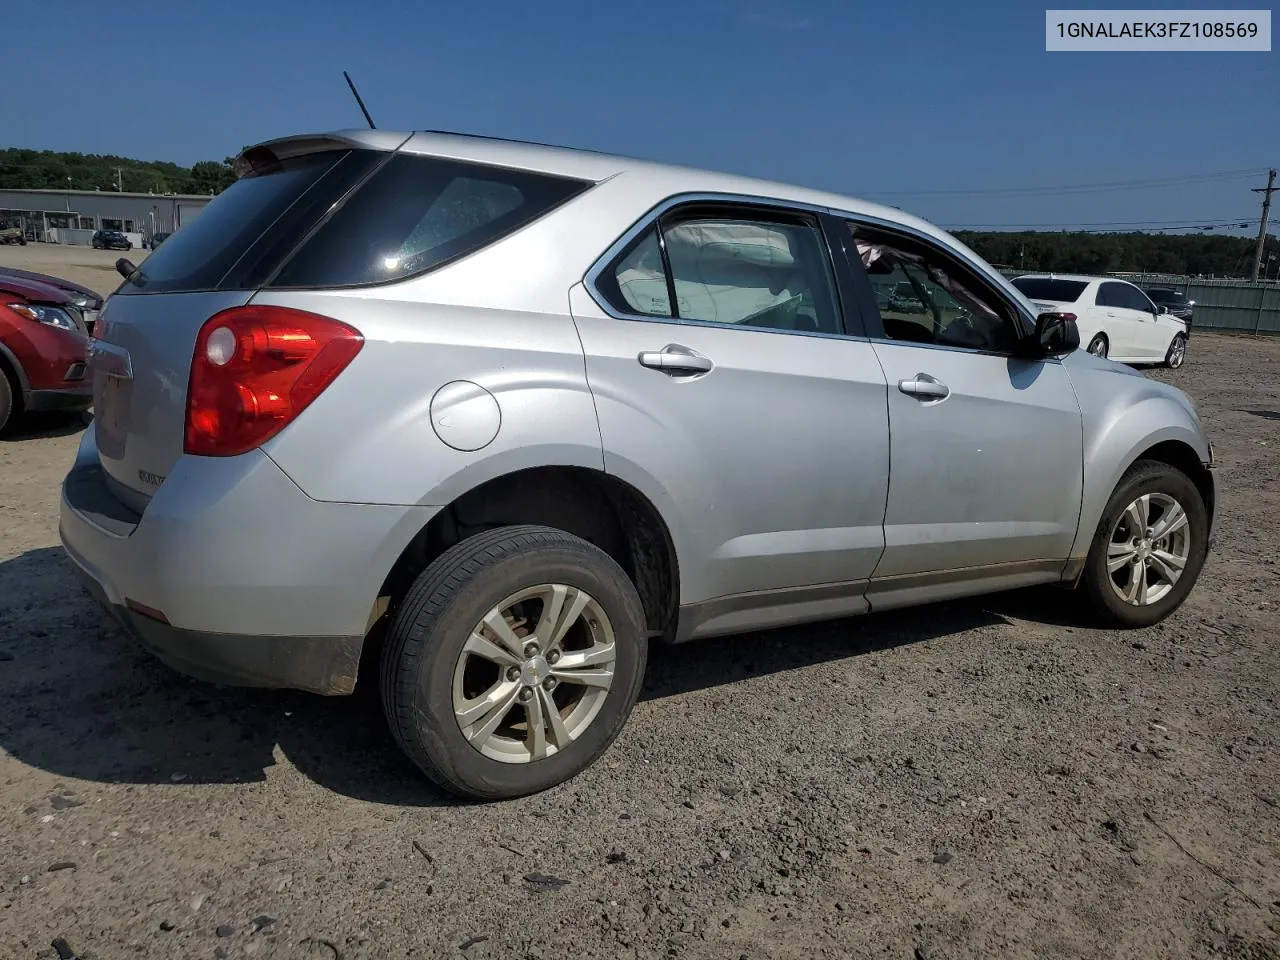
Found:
[0,243,149,297]
[1,257,1278,959]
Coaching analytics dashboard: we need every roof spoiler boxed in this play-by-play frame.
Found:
[232,130,413,179]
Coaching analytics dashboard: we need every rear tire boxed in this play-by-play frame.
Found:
[1087,334,1109,358]
[1164,333,1187,369]
[380,524,648,800]
[1078,460,1208,628]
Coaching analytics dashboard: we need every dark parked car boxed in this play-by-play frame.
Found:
[148,231,172,249]
[0,275,92,433]
[92,229,132,251]
[1144,287,1195,333]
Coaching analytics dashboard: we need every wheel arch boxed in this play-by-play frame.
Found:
[1132,437,1215,533]
[1069,406,1214,575]
[0,341,30,417]
[368,464,681,668]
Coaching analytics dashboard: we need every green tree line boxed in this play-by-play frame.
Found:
[0,148,236,196]
[955,229,1278,278]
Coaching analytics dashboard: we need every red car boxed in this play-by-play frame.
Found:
[0,274,93,434]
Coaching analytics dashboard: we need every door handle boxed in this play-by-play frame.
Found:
[897,374,950,400]
[637,344,714,376]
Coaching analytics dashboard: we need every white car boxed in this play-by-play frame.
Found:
[1010,274,1188,368]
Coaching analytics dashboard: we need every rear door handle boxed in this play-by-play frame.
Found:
[898,374,949,400]
[638,344,714,376]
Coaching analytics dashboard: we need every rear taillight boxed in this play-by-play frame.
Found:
[184,305,363,457]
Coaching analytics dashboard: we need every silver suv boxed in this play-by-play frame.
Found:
[60,129,1216,800]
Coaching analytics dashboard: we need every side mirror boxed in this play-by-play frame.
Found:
[1030,311,1080,357]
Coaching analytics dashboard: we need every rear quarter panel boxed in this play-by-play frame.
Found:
[1064,352,1210,561]
[255,289,604,507]
[254,173,715,509]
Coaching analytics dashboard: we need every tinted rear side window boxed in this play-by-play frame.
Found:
[269,154,593,288]
[1010,277,1089,303]
[115,150,356,295]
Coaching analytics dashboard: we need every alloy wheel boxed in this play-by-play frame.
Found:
[452,583,616,763]
[1105,492,1191,606]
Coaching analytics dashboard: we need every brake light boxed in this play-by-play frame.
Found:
[185,305,362,457]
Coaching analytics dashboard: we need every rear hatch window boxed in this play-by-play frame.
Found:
[115,150,592,295]
[1010,277,1089,303]
[113,149,380,295]
[267,154,591,287]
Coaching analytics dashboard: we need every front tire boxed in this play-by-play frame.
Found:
[1164,333,1187,369]
[1078,460,1208,628]
[380,525,648,800]
[0,366,15,435]
[1087,334,1109,358]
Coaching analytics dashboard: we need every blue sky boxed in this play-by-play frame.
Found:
[3,0,1276,234]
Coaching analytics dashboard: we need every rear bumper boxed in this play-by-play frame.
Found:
[58,426,437,695]
[68,554,363,694]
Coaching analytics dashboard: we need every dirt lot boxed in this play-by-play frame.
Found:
[0,243,149,297]
[1,255,1278,959]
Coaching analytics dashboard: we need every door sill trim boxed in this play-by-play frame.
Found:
[865,558,1068,612]
[674,579,869,643]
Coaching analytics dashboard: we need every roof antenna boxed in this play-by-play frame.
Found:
[343,70,376,129]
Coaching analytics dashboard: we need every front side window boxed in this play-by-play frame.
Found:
[597,210,842,335]
[851,226,1017,353]
[1121,284,1154,312]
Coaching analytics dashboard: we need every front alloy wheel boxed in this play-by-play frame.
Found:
[1104,493,1191,607]
[1079,460,1208,627]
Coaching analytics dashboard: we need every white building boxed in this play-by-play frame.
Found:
[0,188,212,246]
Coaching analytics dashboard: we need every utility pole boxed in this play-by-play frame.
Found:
[1252,168,1277,281]
[115,167,123,192]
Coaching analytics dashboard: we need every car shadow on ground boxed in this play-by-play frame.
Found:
[0,410,89,441]
[0,546,1081,807]
[1242,409,1280,422]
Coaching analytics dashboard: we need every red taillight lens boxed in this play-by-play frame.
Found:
[184,305,363,457]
